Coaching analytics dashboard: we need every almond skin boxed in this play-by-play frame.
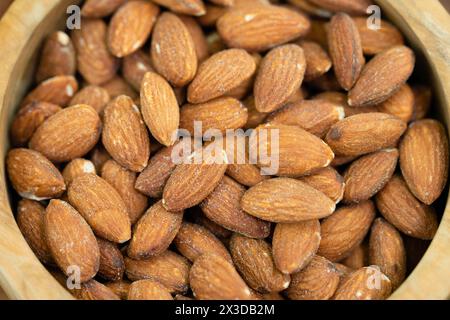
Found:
[128,280,173,300]
[140,71,180,146]
[318,201,375,262]
[343,148,399,203]
[241,177,336,223]
[81,0,127,18]
[29,104,102,163]
[217,5,311,52]
[254,44,306,113]
[102,95,150,172]
[399,119,449,205]
[190,253,253,300]
[348,46,415,107]
[6,148,65,200]
[369,218,406,290]
[122,50,154,91]
[299,40,332,81]
[44,200,100,282]
[72,279,120,300]
[328,13,365,91]
[108,1,159,57]
[299,166,345,203]
[187,49,256,103]
[62,158,97,186]
[97,238,125,281]
[151,12,197,87]
[200,176,271,239]
[152,0,206,16]
[286,255,340,300]
[272,220,321,274]
[308,0,374,15]
[375,175,438,240]
[68,174,131,243]
[325,112,407,157]
[69,85,110,114]
[128,200,183,259]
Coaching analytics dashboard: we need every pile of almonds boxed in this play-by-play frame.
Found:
[5,0,449,300]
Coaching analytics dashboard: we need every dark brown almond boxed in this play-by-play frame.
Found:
[299,40,332,81]
[376,84,414,122]
[72,279,120,300]
[299,166,345,203]
[97,238,125,281]
[122,50,154,91]
[128,280,173,300]
[69,85,110,114]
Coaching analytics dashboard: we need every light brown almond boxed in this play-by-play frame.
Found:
[97,238,125,281]
[177,14,209,62]
[243,96,268,129]
[62,158,97,186]
[299,166,345,203]
[376,84,414,122]
[128,280,173,300]
[101,75,138,100]
[299,40,332,81]
[69,85,110,115]
[198,4,227,26]
[341,242,369,269]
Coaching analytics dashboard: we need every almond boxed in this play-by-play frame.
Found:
[104,280,130,300]
[308,0,374,15]
[128,200,183,259]
[198,4,227,26]
[287,0,332,18]
[241,177,336,223]
[122,50,154,91]
[193,211,233,240]
[376,84,414,122]
[62,158,97,186]
[101,75,138,100]
[411,85,432,121]
[128,280,173,300]
[97,238,125,281]
[68,174,131,243]
[44,200,100,282]
[375,175,438,240]
[299,40,332,81]
[341,242,368,269]
[69,85,110,115]
[243,96,268,129]
[318,201,375,261]
[177,14,209,62]
[272,220,321,274]
[72,279,120,300]
[299,166,345,203]
[90,144,112,173]
[399,119,449,204]
[6,148,65,200]
[81,0,127,18]
[152,0,206,16]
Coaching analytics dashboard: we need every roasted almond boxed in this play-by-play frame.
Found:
[243,96,268,129]
[198,4,227,26]
[152,0,206,16]
[299,40,332,81]
[178,14,209,62]
[104,280,130,300]
[128,280,173,300]
[309,0,373,14]
[376,84,414,122]
[90,144,112,173]
[122,50,154,91]
[101,75,138,100]
[299,166,345,203]
[97,238,125,281]
[72,279,120,300]
[341,242,368,269]
[81,0,127,18]
[62,158,97,186]
[69,85,110,115]
[411,85,432,121]
[193,211,233,240]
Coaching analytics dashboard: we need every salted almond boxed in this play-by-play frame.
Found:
[44,200,99,282]
[125,251,190,293]
[29,104,101,163]
[333,266,392,300]
[101,75,138,100]
[71,19,119,85]
[299,166,345,203]
[81,0,127,18]
[36,31,76,83]
[128,280,173,300]
[187,49,256,103]
[90,144,112,173]
[353,17,404,55]
[178,14,209,62]
[273,220,321,274]
[190,254,253,300]
[151,12,197,87]
[122,50,154,91]
[68,174,131,243]
[399,119,449,204]
[375,175,438,240]
[217,5,311,52]
[174,222,232,262]
[254,44,306,112]
[299,40,332,81]
[341,242,368,269]
[349,46,415,107]
[287,255,340,300]
[376,84,414,122]
[6,148,65,200]
[62,158,96,186]
[69,85,110,114]
[105,280,130,300]
[343,149,398,203]
[369,218,406,289]
[241,177,336,223]
[200,176,271,239]
[411,85,432,121]
[152,0,206,16]
[10,102,61,146]
[325,113,407,157]
[97,238,125,281]
[141,72,180,146]
[73,279,120,300]
[101,160,148,224]
[308,0,374,15]
[16,199,53,264]
[128,200,183,259]
[318,201,375,262]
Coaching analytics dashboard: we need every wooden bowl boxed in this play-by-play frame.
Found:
[0,0,449,300]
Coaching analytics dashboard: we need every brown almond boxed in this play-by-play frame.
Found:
[81,0,127,18]
[341,242,369,269]
[308,0,374,15]
[193,211,233,240]
[376,84,414,122]
[243,96,268,129]
[299,40,332,81]
[97,238,125,281]
[69,85,110,115]
[198,4,227,26]
[152,0,206,16]
[177,14,209,62]
[105,280,130,300]
[122,50,154,91]
[101,76,138,100]
[411,85,432,121]
[128,280,173,300]
[90,144,112,173]
[62,158,97,186]
[299,166,345,203]
[73,279,120,300]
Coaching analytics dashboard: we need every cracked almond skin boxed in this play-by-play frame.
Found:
[44,200,100,283]
[328,13,365,91]
[190,253,253,300]
[81,0,127,18]
[375,175,438,240]
[399,119,449,205]
[151,12,197,87]
[308,0,374,15]
[128,280,173,300]
[318,201,375,262]
[348,46,415,107]
[200,176,271,239]
[241,177,336,223]
[108,1,159,57]
[217,5,311,52]
[69,85,110,114]
[254,44,306,113]
[250,124,335,177]
[187,49,256,103]
[343,149,399,203]
[73,279,120,300]
[102,95,150,172]
[299,166,345,203]
[62,158,96,186]
[369,218,406,290]
[299,40,332,81]
[152,0,206,16]
[97,238,125,281]
[272,220,321,275]
[376,84,414,122]
[141,71,180,147]
[287,255,340,300]
[230,234,290,293]
[68,174,131,243]
[128,200,183,259]
[6,148,65,200]
[125,251,190,293]
[325,112,407,157]
[174,222,232,263]
[333,266,392,300]
[29,104,102,163]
